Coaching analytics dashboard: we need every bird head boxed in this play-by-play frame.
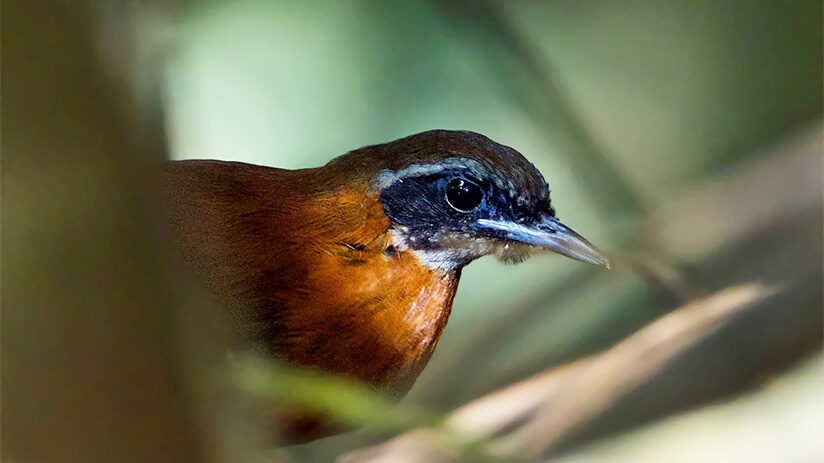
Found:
[324,130,609,272]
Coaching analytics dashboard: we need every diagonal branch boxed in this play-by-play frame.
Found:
[340,284,776,462]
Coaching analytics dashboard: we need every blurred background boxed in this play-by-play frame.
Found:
[4,1,822,462]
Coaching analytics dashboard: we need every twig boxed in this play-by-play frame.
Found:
[340,284,775,462]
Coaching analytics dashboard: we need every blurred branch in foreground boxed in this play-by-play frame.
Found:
[340,284,777,462]
[2,1,240,462]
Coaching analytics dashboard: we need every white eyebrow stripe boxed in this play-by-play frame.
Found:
[370,157,492,192]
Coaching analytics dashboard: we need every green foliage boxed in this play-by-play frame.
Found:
[231,355,439,433]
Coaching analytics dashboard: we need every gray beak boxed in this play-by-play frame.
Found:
[476,215,610,268]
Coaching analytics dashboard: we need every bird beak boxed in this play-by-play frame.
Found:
[476,215,610,268]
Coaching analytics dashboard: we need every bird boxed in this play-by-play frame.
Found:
[162,129,608,443]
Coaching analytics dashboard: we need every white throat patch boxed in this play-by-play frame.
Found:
[389,227,534,272]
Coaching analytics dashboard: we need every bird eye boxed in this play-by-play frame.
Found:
[445,178,483,212]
